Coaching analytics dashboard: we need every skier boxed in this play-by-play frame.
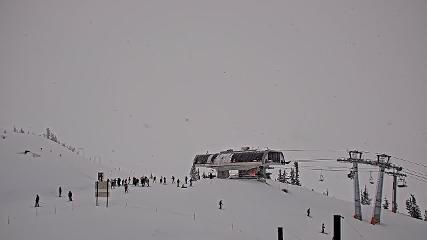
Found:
[59,186,62,197]
[35,194,40,207]
[185,176,188,185]
[321,223,325,233]
[219,200,223,210]
[307,208,310,217]
[163,177,166,185]
[124,183,129,193]
[190,178,193,187]
[177,179,180,187]
[146,177,150,187]
[153,176,156,183]
[172,176,175,183]
[68,191,73,201]
[160,178,163,184]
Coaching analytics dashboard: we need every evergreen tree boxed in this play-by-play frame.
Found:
[294,162,301,186]
[190,165,199,181]
[383,197,389,209]
[361,185,371,205]
[290,168,295,185]
[46,128,51,140]
[406,194,422,219]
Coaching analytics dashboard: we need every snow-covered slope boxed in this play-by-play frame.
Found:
[1,133,426,240]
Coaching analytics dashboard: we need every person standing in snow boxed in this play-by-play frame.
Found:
[68,191,73,201]
[219,200,223,210]
[177,179,180,187]
[321,223,325,233]
[153,176,156,183]
[190,178,193,187]
[35,194,40,207]
[124,183,129,193]
[307,208,310,217]
[172,176,175,183]
[59,186,62,197]
[185,176,188,185]
[163,177,166,185]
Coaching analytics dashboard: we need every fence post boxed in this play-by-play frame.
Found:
[333,215,342,240]
[96,181,99,206]
[278,227,284,240]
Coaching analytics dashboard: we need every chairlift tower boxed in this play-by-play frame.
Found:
[385,170,406,213]
[337,150,363,220]
[337,151,403,224]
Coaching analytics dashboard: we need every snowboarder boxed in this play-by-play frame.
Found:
[68,191,73,201]
[219,200,223,210]
[59,186,62,197]
[35,194,40,207]
[177,179,180,187]
[307,208,310,217]
[321,223,325,233]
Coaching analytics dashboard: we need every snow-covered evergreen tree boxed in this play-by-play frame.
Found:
[406,194,422,219]
[46,128,51,140]
[294,162,301,186]
[290,168,295,185]
[190,164,199,181]
[383,197,389,209]
[361,185,371,205]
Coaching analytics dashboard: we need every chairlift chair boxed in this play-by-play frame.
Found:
[319,170,324,182]
[369,172,374,184]
[347,170,354,179]
[398,177,407,188]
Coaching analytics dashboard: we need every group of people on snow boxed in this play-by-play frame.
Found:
[34,186,73,208]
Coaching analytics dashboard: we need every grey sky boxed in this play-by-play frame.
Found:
[1,0,427,190]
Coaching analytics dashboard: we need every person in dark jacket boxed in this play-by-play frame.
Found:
[35,194,40,207]
[68,191,73,201]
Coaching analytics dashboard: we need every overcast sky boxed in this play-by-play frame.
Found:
[1,0,427,195]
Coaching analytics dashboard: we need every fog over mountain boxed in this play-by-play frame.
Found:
[1,0,427,205]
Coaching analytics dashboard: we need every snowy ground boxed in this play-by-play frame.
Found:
[1,133,426,240]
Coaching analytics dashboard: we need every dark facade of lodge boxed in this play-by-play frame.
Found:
[193,149,286,179]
